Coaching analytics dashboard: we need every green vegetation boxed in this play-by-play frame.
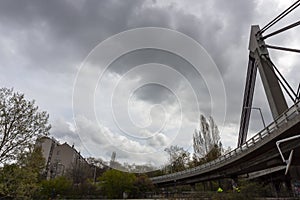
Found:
[0,87,50,199]
[164,145,190,173]
[98,169,154,198]
[40,176,73,198]
[0,147,45,199]
[160,115,224,174]
[0,87,51,164]
[211,180,272,200]
[98,169,136,198]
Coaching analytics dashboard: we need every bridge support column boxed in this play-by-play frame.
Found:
[190,183,196,191]
[202,182,207,191]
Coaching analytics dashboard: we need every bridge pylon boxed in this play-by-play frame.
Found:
[238,25,288,147]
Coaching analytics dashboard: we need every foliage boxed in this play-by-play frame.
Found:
[0,87,51,164]
[133,174,154,198]
[40,176,73,198]
[18,145,45,175]
[164,145,190,173]
[98,169,137,198]
[205,144,222,162]
[211,180,270,200]
[0,147,45,199]
[193,115,223,165]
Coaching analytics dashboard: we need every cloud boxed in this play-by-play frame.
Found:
[0,0,299,167]
[147,132,169,147]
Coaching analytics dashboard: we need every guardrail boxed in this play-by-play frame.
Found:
[151,100,300,183]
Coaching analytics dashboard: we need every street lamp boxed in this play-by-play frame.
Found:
[244,107,266,129]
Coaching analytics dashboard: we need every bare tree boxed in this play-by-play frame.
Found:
[0,88,51,163]
[193,115,222,164]
[164,145,190,173]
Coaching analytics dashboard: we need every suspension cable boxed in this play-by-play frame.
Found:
[262,55,297,102]
[266,55,297,101]
[265,44,300,53]
[262,20,300,39]
[297,83,300,100]
[260,0,300,34]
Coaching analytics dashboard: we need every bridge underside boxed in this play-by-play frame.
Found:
[153,108,300,187]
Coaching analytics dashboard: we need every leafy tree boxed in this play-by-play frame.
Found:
[193,115,223,164]
[98,169,136,198]
[0,146,45,199]
[133,174,154,198]
[18,145,45,175]
[0,88,51,164]
[40,176,73,198]
[164,145,190,173]
[0,164,30,199]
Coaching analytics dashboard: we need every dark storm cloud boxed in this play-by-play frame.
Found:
[0,0,256,127]
[0,0,143,73]
[117,0,258,123]
[0,0,254,108]
[108,49,210,105]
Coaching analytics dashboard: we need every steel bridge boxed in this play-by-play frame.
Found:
[151,0,300,188]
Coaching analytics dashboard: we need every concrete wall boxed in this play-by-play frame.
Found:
[38,137,88,179]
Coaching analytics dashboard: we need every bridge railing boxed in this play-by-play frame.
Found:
[151,100,300,183]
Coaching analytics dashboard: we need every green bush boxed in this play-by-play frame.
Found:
[212,180,269,200]
[98,169,136,198]
[40,176,73,198]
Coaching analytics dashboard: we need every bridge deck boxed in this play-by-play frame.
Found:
[151,101,300,186]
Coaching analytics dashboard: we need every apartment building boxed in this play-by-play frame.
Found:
[37,136,88,179]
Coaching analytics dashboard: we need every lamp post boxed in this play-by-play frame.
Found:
[244,107,266,129]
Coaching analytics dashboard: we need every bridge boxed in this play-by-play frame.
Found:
[152,100,300,186]
[151,0,300,189]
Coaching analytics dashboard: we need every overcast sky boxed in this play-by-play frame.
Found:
[1,0,299,171]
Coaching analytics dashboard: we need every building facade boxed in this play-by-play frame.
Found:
[37,137,88,179]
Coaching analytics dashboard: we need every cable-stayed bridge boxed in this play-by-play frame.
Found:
[152,101,300,186]
[151,0,300,189]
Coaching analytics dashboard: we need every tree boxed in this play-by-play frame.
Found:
[0,87,51,164]
[164,145,190,173]
[133,174,154,198]
[0,146,45,199]
[193,115,223,164]
[18,145,45,175]
[40,176,73,198]
[98,169,136,198]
